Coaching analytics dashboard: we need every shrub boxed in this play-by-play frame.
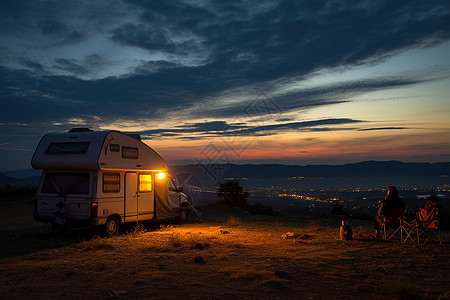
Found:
[225,216,244,227]
[217,180,249,209]
[331,202,347,215]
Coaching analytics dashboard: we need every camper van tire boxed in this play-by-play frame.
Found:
[104,216,120,237]
[175,204,189,224]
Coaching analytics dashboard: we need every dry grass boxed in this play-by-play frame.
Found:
[379,281,425,300]
[0,200,449,300]
[225,215,246,227]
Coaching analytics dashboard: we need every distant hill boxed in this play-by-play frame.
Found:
[2,161,449,188]
[170,161,450,181]
[0,173,40,188]
[2,169,41,179]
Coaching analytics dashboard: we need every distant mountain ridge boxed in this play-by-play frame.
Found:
[0,173,40,187]
[171,161,450,180]
[1,161,449,187]
[2,168,41,179]
[0,168,41,188]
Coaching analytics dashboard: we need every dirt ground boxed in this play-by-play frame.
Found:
[0,197,449,300]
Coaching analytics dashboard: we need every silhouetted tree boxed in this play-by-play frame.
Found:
[217,180,249,208]
[331,202,346,215]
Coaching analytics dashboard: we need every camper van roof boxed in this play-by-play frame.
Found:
[32,130,167,171]
[68,127,93,133]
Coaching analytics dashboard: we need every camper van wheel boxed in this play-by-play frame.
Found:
[104,216,120,237]
[175,208,188,224]
[179,210,188,223]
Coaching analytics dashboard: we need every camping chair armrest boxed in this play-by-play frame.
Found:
[399,219,415,228]
[382,216,403,225]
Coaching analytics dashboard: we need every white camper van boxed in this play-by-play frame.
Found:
[32,128,189,236]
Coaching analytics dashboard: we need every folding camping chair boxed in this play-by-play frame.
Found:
[400,218,417,244]
[381,207,404,241]
[401,205,441,245]
[415,206,441,245]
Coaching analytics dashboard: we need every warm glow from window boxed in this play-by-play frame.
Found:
[139,174,152,192]
[157,172,165,180]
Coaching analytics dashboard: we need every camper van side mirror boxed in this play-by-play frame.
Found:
[177,187,183,193]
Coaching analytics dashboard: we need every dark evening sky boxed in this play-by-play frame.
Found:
[1,0,450,171]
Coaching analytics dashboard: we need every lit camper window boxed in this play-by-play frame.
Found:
[45,142,90,154]
[122,146,138,159]
[41,173,90,195]
[103,173,120,193]
[139,174,152,192]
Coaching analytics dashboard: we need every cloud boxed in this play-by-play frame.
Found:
[54,58,88,75]
[175,121,241,132]
[358,127,409,131]
[189,75,429,119]
[18,57,45,73]
[0,62,438,133]
[111,2,213,50]
[116,0,450,81]
[40,20,70,36]
[3,0,450,83]
[49,31,85,48]
[135,118,363,139]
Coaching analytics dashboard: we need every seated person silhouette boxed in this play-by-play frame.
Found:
[423,194,438,212]
[373,186,406,239]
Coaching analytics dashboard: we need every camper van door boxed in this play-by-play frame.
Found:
[124,172,155,222]
[137,173,155,220]
[125,172,138,222]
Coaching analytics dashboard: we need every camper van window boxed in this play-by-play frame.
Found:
[103,173,120,193]
[139,174,152,192]
[45,142,90,154]
[109,144,120,152]
[41,173,89,195]
[122,146,139,159]
[168,178,178,192]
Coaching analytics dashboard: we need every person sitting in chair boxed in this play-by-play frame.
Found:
[373,186,406,239]
[423,194,438,212]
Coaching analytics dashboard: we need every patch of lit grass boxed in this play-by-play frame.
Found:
[166,230,216,249]
[124,228,217,252]
[225,216,245,227]
[76,236,117,251]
